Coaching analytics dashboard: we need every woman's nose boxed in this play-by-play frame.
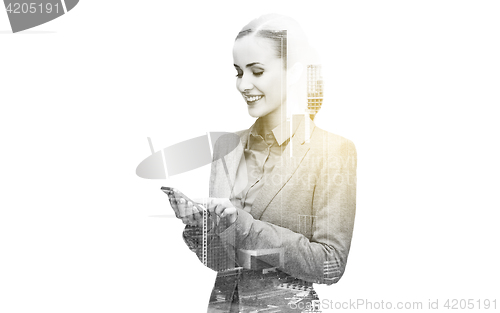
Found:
[237,75,253,92]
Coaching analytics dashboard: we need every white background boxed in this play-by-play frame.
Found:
[1,1,499,312]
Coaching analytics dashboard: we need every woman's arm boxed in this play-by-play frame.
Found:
[216,138,357,284]
[182,131,357,283]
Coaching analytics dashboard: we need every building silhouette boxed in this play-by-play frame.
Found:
[323,259,341,284]
[307,64,323,120]
[184,210,236,271]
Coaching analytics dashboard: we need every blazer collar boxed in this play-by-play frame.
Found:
[217,114,316,216]
[247,114,304,148]
[249,114,316,220]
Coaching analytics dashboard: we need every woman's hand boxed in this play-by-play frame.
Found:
[164,188,238,230]
[206,198,238,229]
[165,188,207,227]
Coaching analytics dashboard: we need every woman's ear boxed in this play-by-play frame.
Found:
[287,62,304,86]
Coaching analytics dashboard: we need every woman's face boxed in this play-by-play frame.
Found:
[233,35,285,118]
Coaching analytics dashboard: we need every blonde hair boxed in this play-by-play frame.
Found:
[235,14,316,66]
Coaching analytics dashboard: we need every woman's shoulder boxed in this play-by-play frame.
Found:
[234,129,249,138]
[211,129,248,158]
[310,126,356,156]
[214,129,248,144]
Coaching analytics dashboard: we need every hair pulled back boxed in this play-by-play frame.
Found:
[235,14,315,67]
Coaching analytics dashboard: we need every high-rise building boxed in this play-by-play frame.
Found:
[298,214,317,235]
[323,259,341,284]
[184,212,236,271]
[307,64,323,120]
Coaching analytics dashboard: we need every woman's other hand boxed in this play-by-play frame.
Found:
[207,198,238,229]
[165,188,237,230]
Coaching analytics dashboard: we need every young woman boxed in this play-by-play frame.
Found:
[167,14,357,312]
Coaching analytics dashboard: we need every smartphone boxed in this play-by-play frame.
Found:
[161,186,210,216]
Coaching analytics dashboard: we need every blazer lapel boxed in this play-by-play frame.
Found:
[225,132,248,198]
[251,117,316,220]
[211,129,249,198]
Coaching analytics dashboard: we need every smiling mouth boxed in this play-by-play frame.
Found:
[244,95,264,104]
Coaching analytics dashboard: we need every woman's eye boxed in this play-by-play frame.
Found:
[235,71,243,78]
[253,71,264,77]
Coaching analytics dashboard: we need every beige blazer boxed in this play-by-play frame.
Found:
[207,116,357,284]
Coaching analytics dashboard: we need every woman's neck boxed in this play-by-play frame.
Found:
[256,107,286,136]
